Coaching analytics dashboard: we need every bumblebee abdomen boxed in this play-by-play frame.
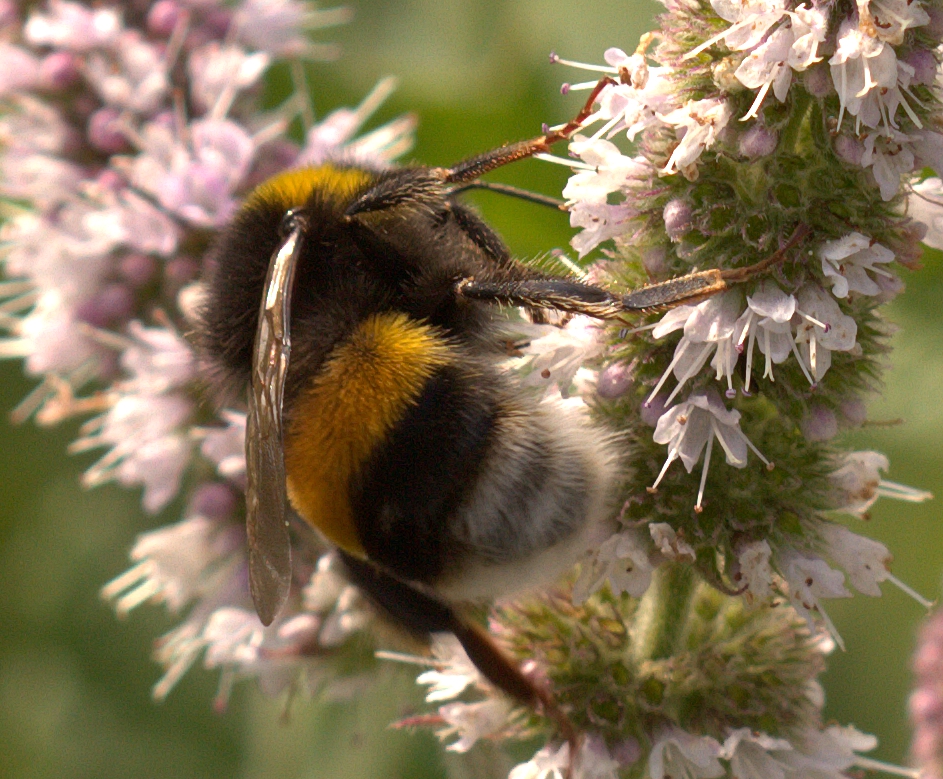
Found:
[283,311,453,555]
[284,310,618,600]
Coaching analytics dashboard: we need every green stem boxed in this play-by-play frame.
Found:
[633,563,698,662]
[780,89,812,155]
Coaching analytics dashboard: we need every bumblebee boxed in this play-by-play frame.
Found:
[198,81,801,736]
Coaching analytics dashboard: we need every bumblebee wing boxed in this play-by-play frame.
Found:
[246,220,304,626]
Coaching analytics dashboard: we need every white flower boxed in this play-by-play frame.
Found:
[865,0,930,45]
[125,118,256,227]
[297,77,415,166]
[909,177,943,249]
[186,43,270,115]
[76,393,196,513]
[787,4,827,70]
[85,31,169,114]
[24,0,121,52]
[83,189,181,258]
[234,0,351,58]
[120,323,196,393]
[648,727,725,779]
[736,25,796,120]
[660,98,733,177]
[200,411,248,481]
[650,523,696,561]
[101,513,243,614]
[516,315,604,397]
[569,200,639,257]
[573,529,655,602]
[437,699,512,753]
[777,551,851,647]
[818,523,890,597]
[564,136,646,204]
[828,20,920,134]
[720,728,794,779]
[583,66,674,142]
[510,743,572,779]
[860,130,916,201]
[647,290,744,406]
[733,539,774,604]
[510,740,620,779]
[416,636,483,702]
[829,450,933,516]
[652,388,770,511]
[819,232,895,297]
[782,725,878,779]
[733,281,796,393]
[793,283,858,384]
[688,0,788,58]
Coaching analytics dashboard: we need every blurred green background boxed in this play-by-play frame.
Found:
[1,1,942,777]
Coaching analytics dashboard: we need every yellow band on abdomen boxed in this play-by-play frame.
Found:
[284,312,452,555]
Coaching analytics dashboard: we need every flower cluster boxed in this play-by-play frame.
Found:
[526,0,939,638]
[0,0,414,707]
[1,1,939,778]
[416,0,941,773]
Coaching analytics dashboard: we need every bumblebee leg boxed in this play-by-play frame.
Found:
[337,551,579,753]
[442,77,618,184]
[457,224,810,319]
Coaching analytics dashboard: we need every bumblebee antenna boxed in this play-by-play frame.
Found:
[441,77,616,185]
[450,180,566,210]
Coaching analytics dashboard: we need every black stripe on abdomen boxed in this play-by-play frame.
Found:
[348,364,496,585]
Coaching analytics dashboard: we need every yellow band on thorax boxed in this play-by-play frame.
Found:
[284,312,452,555]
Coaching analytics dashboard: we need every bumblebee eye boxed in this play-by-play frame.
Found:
[278,208,305,238]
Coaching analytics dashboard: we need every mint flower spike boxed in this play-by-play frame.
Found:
[0,0,421,709]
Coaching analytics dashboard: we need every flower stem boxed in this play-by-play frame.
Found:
[633,562,698,662]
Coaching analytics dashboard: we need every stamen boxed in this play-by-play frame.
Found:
[0,290,40,313]
[876,480,934,502]
[565,79,607,92]
[375,650,440,666]
[898,88,923,128]
[549,52,619,74]
[0,280,35,296]
[101,560,153,601]
[790,339,816,386]
[649,449,679,492]
[817,601,845,651]
[883,571,935,610]
[619,322,659,337]
[763,329,775,381]
[741,79,774,122]
[736,311,753,351]
[663,342,714,407]
[351,75,399,126]
[153,654,198,701]
[695,427,715,513]
[645,342,690,406]
[533,152,596,170]
[588,113,623,142]
[743,435,773,470]
[684,19,754,60]
[744,329,756,394]
[115,577,162,616]
[797,309,829,330]
[290,61,315,132]
[853,756,923,779]
[0,337,30,357]
[213,667,237,714]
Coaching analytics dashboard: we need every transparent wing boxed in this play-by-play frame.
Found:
[245,221,304,625]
